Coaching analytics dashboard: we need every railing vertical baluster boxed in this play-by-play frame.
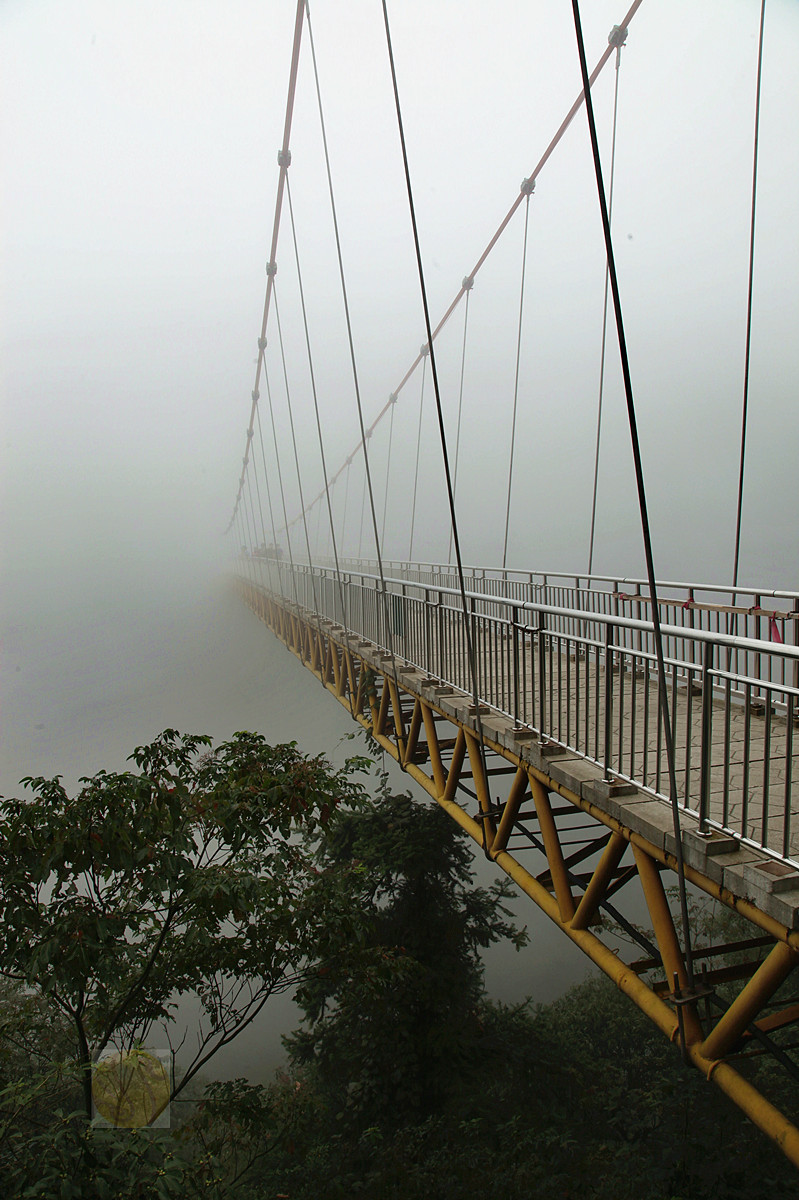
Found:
[699,640,714,834]
[604,620,613,782]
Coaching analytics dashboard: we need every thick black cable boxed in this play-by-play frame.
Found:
[305,0,403,704]
[408,352,428,561]
[588,37,625,577]
[571,0,695,985]
[285,171,348,625]
[381,0,493,845]
[732,0,767,591]
[502,186,533,571]
[448,279,473,565]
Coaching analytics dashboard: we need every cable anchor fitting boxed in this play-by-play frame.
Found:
[266,261,277,277]
[520,176,535,196]
[462,275,474,291]
[277,149,292,168]
[389,392,397,405]
[251,390,259,402]
[420,342,430,357]
[257,336,267,352]
[608,24,627,48]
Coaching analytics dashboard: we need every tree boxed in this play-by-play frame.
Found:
[0,729,369,1123]
[287,779,528,1129]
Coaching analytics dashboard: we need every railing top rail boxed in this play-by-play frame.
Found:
[253,562,799,663]
[332,558,799,603]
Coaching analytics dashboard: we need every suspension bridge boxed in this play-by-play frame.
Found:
[228,0,799,1167]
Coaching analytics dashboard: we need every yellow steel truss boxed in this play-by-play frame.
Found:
[236,577,799,1167]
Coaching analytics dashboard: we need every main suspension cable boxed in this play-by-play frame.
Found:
[571,0,695,986]
[732,0,767,591]
[587,30,626,577]
[225,0,305,536]
[502,182,534,572]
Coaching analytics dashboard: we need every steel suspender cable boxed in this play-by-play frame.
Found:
[587,31,625,578]
[448,277,473,566]
[381,0,494,844]
[408,350,428,561]
[264,356,300,606]
[255,403,283,595]
[340,458,352,556]
[502,183,534,572]
[285,172,348,625]
[305,0,403,691]
[381,395,397,547]
[571,0,695,987]
[273,287,319,611]
[357,467,367,561]
[732,0,767,591]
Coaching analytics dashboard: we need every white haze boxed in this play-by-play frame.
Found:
[2,0,798,1076]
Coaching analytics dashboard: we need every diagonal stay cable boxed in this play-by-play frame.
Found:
[502,182,534,572]
[305,0,404,715]
[732,0,767,592]
[587,28,626,577]
[571,0,695,987]
[381,0,494,849]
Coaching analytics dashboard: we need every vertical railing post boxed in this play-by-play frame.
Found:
[604,619,614,782]
[512,603,520,725]
[537,608,547,738]
[699,639,714,834]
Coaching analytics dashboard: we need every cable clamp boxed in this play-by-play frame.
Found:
[608,24,627,48]
[246,428,254,440]
[266,261,277,277]
[251,390,259,403]
[277,149,292,168]
[389,392,397,405]
[257,337,267,351]
[462,275,474,291]
[420,342,430,357]
[520,176,535,196]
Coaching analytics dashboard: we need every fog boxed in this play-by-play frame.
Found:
[2,0,798,1077]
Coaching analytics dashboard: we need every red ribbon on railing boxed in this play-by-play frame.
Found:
[770,617,784,644]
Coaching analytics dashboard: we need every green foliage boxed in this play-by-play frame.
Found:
[0,729,369,1116]
[287,781,527,1130]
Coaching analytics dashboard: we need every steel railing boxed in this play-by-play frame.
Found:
[236,554,799,865]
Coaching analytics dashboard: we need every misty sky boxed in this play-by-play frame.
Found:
[3,0,799,603]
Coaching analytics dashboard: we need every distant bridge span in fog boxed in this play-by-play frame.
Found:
[229,0,799,1168]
